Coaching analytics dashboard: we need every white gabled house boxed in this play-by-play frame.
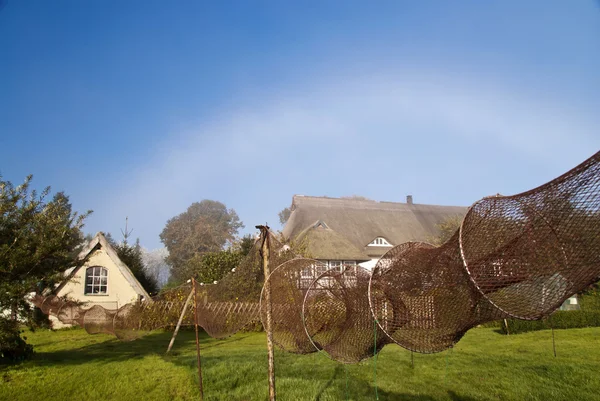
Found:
[49,232,150,327]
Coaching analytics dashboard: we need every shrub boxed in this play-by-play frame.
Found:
[29,307,51,330]
[579,291,600,311]
[0,318,34,363]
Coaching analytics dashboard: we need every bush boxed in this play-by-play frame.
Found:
[29,307,51,330]
[0,318,34,363]
[500,311,600,335]
[580,291,600,311]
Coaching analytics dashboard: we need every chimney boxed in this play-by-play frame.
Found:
[406,195,413,205]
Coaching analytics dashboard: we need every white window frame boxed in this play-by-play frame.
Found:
[85,266,108,295]
[315,261,329,277]
[368,237,392,247]
[328,260,342,273]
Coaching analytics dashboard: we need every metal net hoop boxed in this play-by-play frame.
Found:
[260,257,325,354]
[303,264,389,363]
[301,266,349,357]
[367,236,503,354]
[459,151,600,320]
[368,242,436,352]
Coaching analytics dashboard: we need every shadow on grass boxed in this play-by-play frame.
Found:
[31,329,201,367]
[314,364,342,401]
[25,330,482,400]
[447,390,479,401]
[199,333,252,350]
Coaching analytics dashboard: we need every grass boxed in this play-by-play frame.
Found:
[1,326,599,400]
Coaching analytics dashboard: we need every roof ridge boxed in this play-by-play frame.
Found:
[292,195,467,209]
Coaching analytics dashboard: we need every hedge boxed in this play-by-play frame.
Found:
[499,310,600,335]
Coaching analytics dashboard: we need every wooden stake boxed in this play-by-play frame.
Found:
[192,278,204,399]
[166,288,194,354]
[550,316,557,358]
[257,225,276,401]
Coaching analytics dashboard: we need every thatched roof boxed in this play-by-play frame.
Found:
[283,196,468,259]
[296,221,370,261]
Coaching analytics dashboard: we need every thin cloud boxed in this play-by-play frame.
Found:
[85,69,600,248]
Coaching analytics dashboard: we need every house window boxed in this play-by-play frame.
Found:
[368,237,392,247]
[329,260,342,273]
[301,265,313,279]
[315,261,329,276]
[85,266,108,295]
[342,261,357,276]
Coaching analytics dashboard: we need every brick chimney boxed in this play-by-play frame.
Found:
[406,195,413,205]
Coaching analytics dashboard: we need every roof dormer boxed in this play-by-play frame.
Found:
[367,237,392,247]
[313,220,329,229]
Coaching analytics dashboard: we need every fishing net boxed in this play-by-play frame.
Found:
[460,151,600,320]
[303,264,390,363]
[30,285,194,341]
[194,231,293,339]
[369,238,506,353]
[260,257,322,354]
[30,152,600,359]
[368,151,600,353]
[82,305,117,335]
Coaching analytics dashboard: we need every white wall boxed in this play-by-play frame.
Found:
[359,259,379,271]
[56,248,141,309]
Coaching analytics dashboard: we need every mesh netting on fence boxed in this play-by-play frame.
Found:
[32,284,193,341]
[32,151,600,360]
[195,232,293,339]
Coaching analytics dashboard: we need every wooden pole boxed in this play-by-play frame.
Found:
[550,316,557,358]
[257,225,276,401]
[166,288,194,354]
[192,278,204,399]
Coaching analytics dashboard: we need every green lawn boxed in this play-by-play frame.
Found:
[1,326,599,400]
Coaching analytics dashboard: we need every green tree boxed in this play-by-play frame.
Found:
[175,249,244,285]
[278,207,291,226]
[340,195,371,201]
[114,239,159,296]
[160,200,244,283]
[0,175,90,361]
[236,234,256,257]
[429,215,464,245]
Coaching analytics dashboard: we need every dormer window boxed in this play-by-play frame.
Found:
[368,237,392,247]
[313,220,329,229]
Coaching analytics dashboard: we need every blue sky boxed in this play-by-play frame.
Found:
[1,1,599,249]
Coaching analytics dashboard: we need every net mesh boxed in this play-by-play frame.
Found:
[31,285,194,340]
[369,237,505,353]
[30,231,292,342]
[303,264,390,363]
[260,257,322,354]
[195,231,292,339]
[460,151,600,320]
[29,151,600,359]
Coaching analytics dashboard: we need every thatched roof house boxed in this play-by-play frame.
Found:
[282,195,468,269]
